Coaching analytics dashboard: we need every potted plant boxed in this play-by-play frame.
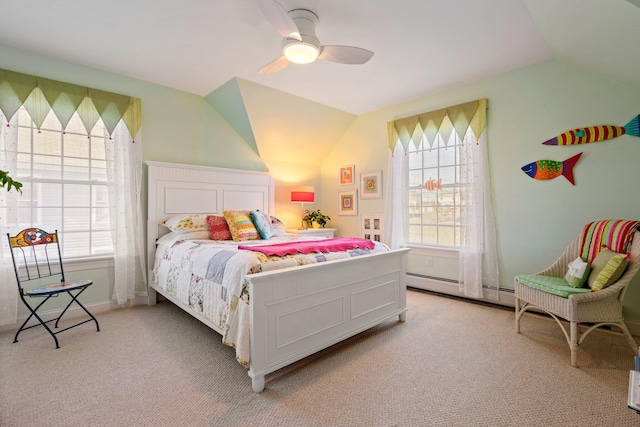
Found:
[302,209,331,229]
[0,170,22,193]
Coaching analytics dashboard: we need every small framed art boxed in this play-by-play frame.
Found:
[340,165,355,185]
[361,213,383,243]
[338,190,358,215]
[360,170,382,199]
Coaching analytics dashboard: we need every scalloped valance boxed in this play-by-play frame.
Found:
[387,98,487,152]
[0,68,141,138]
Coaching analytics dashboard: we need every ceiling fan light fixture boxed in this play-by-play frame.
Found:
[259,5,374,75]
[283,41,320,64]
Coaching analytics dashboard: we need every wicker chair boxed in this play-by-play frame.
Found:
[514,230,640,367]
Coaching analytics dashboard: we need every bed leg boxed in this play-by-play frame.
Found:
[399,311,407,322]
[252,375,265,393]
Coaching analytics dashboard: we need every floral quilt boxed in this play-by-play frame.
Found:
[152,235,388,367]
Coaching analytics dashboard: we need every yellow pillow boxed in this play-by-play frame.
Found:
[587,248,628,291]
[223,210,260,242]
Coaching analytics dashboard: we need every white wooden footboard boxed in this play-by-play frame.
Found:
[247,248,410,392]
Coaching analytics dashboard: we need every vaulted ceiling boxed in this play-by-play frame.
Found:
[1,0,639,164]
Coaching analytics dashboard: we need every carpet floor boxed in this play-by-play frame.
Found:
[1,289,638,426]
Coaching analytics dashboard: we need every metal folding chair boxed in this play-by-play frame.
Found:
[7,228,100,348]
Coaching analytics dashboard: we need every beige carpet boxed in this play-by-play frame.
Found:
[1,289,638,427]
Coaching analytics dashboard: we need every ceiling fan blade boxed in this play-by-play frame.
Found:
[258,0,301,41]
[318,45,374,65]
[258,56,290,75]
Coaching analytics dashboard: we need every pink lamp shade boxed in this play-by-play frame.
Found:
[291,186,315,203]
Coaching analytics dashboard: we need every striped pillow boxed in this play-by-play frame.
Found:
[223,210,261,242]
[587,248,628,291]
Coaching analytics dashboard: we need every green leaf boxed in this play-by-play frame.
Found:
[0,169,23,194]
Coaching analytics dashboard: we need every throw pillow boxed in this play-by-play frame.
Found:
[161,214,209,233]
[587,248,629,291]
[206,215,232,240]
[564,257,591,288]
[223,210,261,242]
[270,216,286,236]
[250,210,274,240]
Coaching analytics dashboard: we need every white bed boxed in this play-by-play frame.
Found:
[146,161,410,392]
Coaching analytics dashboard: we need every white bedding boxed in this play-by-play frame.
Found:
[153,233,389,366]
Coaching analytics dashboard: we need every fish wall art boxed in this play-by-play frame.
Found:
[542,114,639,146]
[424,178,442,191]
[521,152,582,185]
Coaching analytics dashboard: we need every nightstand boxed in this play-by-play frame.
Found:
[286,228,336,238]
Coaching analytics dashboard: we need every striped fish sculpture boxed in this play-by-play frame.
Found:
[521,152,582,185]
[542,115,640,145]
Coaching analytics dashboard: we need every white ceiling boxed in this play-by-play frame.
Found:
[0,0,639,115]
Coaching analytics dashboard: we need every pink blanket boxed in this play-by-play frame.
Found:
[238,237,375,256]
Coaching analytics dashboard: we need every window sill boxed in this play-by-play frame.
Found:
[60,256,114,272]
[406,245,459,259]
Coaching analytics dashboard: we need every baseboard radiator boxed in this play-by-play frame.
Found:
[405,273,640,337]
[405,273,515,307]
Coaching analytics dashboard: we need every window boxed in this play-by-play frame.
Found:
[407,126,473,248]
[0,68,146,322]
[386,99,491,252]
[386,99,498,298]
[2,107,113,259]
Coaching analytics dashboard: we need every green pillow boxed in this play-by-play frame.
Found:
[564,257,591,288]
[587,248,628,291]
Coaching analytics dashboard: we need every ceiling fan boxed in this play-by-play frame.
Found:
[257,0,374,74]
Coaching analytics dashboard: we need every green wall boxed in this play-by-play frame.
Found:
[0,44,268,318]
[4,43,640,327]
[323,59,640,321]
[0,44,325,320]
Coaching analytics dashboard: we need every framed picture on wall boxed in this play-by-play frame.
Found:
[340,165,355,185]
[361,213,384,243]
[338,190,358,215]
[360,170,382,199]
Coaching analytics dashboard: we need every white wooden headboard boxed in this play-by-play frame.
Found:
[146,161,275,280]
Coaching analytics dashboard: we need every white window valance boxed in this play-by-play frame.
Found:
[0,68,141,138]
[387,98,488,152]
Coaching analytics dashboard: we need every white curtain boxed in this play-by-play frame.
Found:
[107,122,147,305]
[458,131,499,298]
[383,143,408,249]
[0,114,19,325]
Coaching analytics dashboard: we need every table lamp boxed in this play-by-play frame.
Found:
[291,186,315,229]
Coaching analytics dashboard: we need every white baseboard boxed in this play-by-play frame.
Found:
[627,319,640,337]
[406,274,515,308]
[0,296,149,334]
[406,274,640,337]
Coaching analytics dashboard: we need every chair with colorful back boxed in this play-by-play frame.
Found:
[515,220,640,367]
[7,228,100,348]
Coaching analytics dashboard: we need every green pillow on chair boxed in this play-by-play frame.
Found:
[587,248,629,291]
[564,257,591,288]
